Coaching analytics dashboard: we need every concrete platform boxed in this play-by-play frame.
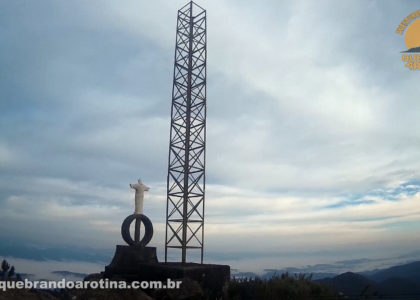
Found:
[104,245,230,297]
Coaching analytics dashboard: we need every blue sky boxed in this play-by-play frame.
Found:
[1,0,420,274]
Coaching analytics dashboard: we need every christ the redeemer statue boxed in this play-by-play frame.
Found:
[130,179,150,214]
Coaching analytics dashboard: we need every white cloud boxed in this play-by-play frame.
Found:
[0,143,16,167]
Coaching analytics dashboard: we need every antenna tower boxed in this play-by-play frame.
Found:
[165,1,207,263]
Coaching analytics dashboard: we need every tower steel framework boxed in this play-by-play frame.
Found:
[165,1,207,263]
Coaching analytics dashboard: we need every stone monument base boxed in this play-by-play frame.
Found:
[104,246,230,298]
[105,245,158,274]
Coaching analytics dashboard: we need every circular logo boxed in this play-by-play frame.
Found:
[405,19,420,51]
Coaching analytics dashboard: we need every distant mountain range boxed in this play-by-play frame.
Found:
[316,261,420,297]
[313,261,420,297]
[232,261,420,297]
[318,272,379,297]
[352,261,420,297]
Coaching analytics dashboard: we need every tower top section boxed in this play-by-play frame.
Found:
[178,1,206,17]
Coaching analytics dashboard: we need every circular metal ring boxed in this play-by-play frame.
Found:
[121,214,153,247]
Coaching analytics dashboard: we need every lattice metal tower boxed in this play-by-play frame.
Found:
[165,1,207,263]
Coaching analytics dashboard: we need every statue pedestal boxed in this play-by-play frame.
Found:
[104,258,230,299]
[105,245,158,275]
[104,246,230,298]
